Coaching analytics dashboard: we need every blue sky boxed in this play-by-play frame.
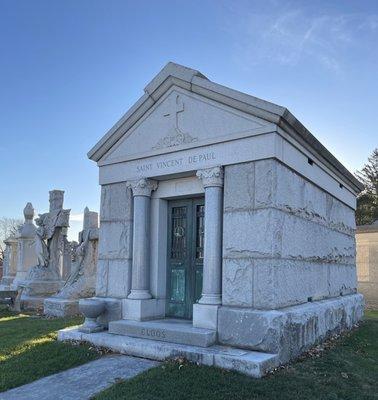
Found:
[0,0,377,240]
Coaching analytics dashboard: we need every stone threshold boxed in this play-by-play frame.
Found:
[58,327,279,378]
[109,318,216,347]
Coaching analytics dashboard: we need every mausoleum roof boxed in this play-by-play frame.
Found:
[88,62,363,193]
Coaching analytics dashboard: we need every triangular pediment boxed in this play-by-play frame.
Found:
[88,62,362,193]
[102,88,267,163]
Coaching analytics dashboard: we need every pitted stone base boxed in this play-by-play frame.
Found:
[21,295,47,312]
[218,293,364,362]
[21,280,64,311]
[43,298,80,317]
[58,327,279,378]
[0,276,15,289]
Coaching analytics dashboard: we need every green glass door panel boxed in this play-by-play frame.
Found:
[166,198,204,319]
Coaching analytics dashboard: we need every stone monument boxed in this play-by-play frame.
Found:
[356,220,378,309]
[11,203,38,289]
[0,235,18,289]
[59,63,364,378]
[21,190,70,310]
[44,207,99,317]
[61,227,73,281]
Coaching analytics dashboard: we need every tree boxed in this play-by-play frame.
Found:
[355,148,378,226]
[0,217,23,264]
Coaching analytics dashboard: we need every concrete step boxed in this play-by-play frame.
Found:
[109,318,216,347]
[58,327,280,378]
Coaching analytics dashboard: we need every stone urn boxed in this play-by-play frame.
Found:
[79,298,105,333]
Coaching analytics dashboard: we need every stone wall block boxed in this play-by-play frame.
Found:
[222,258,253,307]
[96,259,109,296]
[327,195,356,233]
[223,209,275,259]
[218,306,288,354]
[224,163,255,211]
[100,183,133,222]
[98,221,132,260]
[254,159,275,208]
[280,213,355,263]
[275,162,305,212]
[107,259,132,298]
[252,260,329,309]
[328,264,357,297]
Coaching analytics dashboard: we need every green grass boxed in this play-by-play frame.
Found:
[0,308,99,392]
[95,311,378,400]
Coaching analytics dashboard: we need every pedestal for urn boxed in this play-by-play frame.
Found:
[44,207,99,317]
[11,203,38,290]
[21,191,70,311]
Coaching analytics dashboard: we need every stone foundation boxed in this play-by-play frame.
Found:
[58,328,279,378]
[218,293,364,362]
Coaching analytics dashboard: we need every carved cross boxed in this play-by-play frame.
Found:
[163,94,184,130]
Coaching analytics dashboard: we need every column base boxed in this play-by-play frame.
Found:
[122,298,165,321]
[198,294,222,305]
[193,303,220,330]
[127,289,152,300]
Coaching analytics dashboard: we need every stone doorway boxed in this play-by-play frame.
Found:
[166,198,205,319]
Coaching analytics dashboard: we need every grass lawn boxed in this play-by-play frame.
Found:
[95,310,378,400]
[0,307,100,392]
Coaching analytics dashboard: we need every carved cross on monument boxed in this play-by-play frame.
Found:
[163,94,184,130]
[153,94,197,150]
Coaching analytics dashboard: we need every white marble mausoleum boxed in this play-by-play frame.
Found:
[59,63,364,377]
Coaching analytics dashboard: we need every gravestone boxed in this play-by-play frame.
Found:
[11,203,37,288]
[59,62,364,377]
[21,190,70,310]
[44,207,99,316]
[0,236,18,289]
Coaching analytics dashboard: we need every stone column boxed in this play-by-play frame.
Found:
[127,178,157,300]
[122,178,164,321]
[193,166,224,329]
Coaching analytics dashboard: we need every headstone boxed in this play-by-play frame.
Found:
[44,207,99,316]
[11,203,37,288]
[0,236,18,289]
[21,190,70,311]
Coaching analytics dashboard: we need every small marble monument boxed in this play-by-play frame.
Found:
[44,207,99,317]
[11,203,37,288]
[0,236,18,289]
[22,190,70,310]
[59,63,364,377]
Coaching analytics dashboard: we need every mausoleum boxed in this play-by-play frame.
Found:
[59,62,364,376]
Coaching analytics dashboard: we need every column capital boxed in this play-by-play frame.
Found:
[127,178,158,197]
[196,166,224,188]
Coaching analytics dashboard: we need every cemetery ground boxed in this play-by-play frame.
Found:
[0,307,99,392]
[0,308,377,399]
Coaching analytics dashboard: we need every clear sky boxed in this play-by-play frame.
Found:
[0,0,377,240]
